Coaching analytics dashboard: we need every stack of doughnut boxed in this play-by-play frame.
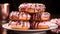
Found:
[9,11,31,30]
[8,3,51,30]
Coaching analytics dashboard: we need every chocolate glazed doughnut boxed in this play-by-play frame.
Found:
[31,21,40,29]
[32,13,41,21]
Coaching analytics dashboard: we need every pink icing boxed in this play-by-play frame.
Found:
[38,21,56,27]
[10,11,19,17]
[22,14,26,17]
[9,21,18,25]
[27,14,31,18]
[19,3,46,10]
[23,21,30,28]
[50,19,58,24]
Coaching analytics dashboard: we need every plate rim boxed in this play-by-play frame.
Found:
[2,23,58,32]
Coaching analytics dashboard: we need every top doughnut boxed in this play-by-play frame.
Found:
[18,3,46,13]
